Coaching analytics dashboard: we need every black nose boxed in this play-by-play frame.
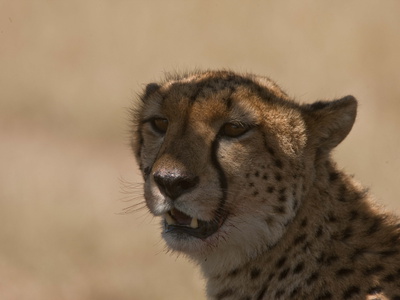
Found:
[153,170,199,200]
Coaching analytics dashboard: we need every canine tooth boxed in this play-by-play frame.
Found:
[190,217,198,229]
[165,213,175,225]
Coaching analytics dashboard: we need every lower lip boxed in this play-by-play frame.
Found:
[163,219,221,240]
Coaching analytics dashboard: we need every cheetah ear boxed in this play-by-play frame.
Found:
[302,95,357,152]
[141,83,161,101]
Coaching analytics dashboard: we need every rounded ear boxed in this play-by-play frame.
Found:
[141,83,161,101]
[301,95,357,153]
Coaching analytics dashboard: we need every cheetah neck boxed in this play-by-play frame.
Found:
[201,159,399,298]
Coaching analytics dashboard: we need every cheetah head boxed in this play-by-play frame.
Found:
[131,70,357,271]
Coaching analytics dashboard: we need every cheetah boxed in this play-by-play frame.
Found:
[131,70,400,299]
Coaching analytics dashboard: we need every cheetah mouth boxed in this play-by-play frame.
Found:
[163,208,223,239]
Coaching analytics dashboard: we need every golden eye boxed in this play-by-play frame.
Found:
[221,123,249,138]
[151,118,169,134]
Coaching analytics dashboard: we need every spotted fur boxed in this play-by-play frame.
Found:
[131,70,400,299]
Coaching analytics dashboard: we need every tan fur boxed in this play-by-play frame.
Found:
[131,70,400,299]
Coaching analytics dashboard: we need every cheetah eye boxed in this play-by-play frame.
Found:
[151,118,169,134]
[220,122,250,138]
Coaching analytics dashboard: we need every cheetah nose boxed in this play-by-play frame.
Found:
[153,170,199,200]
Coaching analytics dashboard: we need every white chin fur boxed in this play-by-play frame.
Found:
[162,229,211,254]
[162,213,288,277]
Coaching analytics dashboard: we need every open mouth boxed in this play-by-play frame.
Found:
[163,208,223,239]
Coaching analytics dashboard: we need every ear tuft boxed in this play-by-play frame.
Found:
[302,95,357,152]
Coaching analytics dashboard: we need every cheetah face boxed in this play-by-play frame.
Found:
[132,71,309,256]
[131,71,356,259]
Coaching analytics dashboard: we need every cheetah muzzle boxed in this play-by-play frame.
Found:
[151,166,228,239]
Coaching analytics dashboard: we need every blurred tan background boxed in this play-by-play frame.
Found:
[0,1,399,299]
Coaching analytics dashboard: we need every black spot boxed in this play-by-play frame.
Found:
[316,291,333,300]
[316,225,324,238]
[290,287,300,297]
[364,265,384,276]
[367,217,382,235]
[228,268,240,277]
[316,252,325,264]
[267,273,275,282]
[383,273,396,283]
[293,233,307,246]
[367,286,383,295]
[254,171,260,177]
[262,174,268,180]
[336,268,354,277]
[327,212,337,223]
[216,289,234,299]
[349,210,359,221]
[343,286,360,299]
[389,233,400,246]
[325,255,339,266]
[265,217,274,226]
[331,232,340,240]
[275,173,282,182]
[318,253,339,266]
[341,226,353,241]
[351,247,367,260]
[329,172,339,181]
[300,217,308,228]
[275,159,283,169]
[273,205,286,214]
[302,242,311,252]
[249,182,255,187]
[278,267,290,281]
[245,173,250,179]
[379,249,399,257]
[292,199,299,210]
[267,186,275,193]
[267,147,275,156]
[143,166,151,177]
[293,262,305,274]
[253,191,259,196]
[354,191,365,202]
[256,285,268,300]
[250,268,261,279]
[275,256,287,269]
[337,185,348,202]
[306,272,319,285]
[278,195,287,202]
